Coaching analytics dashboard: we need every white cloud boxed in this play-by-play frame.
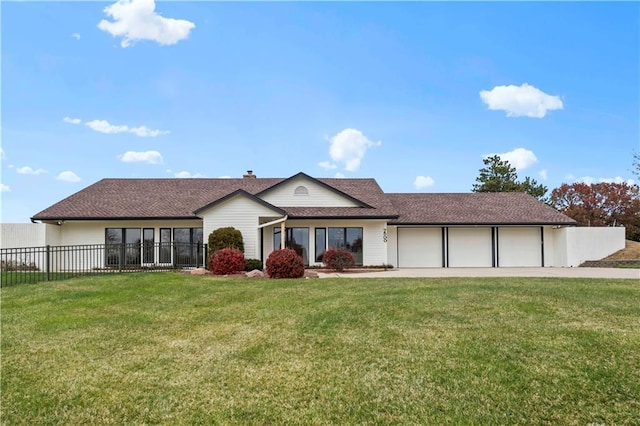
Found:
[326,128,381,172]
[486,147,538,170]
[479,83,563,118]
[128,125,170,137]
[1,184,10,192]
[0,148,4,160]
[16,166,47,175]
[85,119,129,134]
[118,150,164,164]
[577,176,635,186]
[318,161,337,170]
[57,171,82,183]
[174,171,205,178]
[218,176,232,179]
[414,175,435,189]
[85,119,168,137]
[334,172,346,178]
[72,33,81,40]
[538,169,548,180]
[63,117,82,124]
[98,0,196,48]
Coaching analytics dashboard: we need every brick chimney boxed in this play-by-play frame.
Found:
[243,170,256,179]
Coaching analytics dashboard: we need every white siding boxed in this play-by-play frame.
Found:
[398,228,442,268]
[263,219,388,266]
[498,227,542,267]
[0,223,50,248]
[199,195,282,259]
[261,176,360,208]
[448,228,493,267]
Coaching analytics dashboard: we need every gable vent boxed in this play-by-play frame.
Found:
[294,185,309,196]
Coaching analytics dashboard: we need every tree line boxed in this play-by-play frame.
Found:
[472,154,640,241]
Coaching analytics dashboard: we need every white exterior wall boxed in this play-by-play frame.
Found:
[552,226,626,267]
[447,227,493,267]
[57,220,203,246]
[543,227,555,267]
[261,176,359,208]
[199,196,282,259]
[47,220,202,271]
[498,227,542,267]
[386,225,398,268]
[263,219,388,266]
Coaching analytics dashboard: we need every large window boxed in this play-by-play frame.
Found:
[315,228,326,262]
[327,227,363,265]
[143,228,154,263]
[274,227,309,265]
[159,228,171,263]
[173,228,204,267]
[106,227,203,267]
[105,228,141,267]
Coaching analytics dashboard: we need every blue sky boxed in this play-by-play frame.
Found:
[1,1,638,223]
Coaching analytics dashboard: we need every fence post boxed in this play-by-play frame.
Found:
[46,245,51,281]
[204,244,208,268]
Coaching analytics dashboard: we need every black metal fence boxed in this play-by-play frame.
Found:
[0,242,208,287]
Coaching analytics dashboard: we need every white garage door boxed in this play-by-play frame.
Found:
[398,228,442,267]
[448,228,493,267]
[498,227,541,267]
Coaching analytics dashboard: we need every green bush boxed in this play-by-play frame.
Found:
[245,258,263,271]
[208,227,244,253]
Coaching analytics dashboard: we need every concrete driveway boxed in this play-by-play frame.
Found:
[318,267,639,279]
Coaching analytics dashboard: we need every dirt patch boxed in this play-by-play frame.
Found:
[602,240,640,261]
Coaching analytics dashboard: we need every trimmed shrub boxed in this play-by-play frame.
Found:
[322,248,355,272]
[266,249,305,279]
[244,258,264,272]
[209,248,246,275]
[208,227,244,253]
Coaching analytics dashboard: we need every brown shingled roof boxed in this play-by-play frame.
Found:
[31,176,396,220]
[387,192,576,225]
[31,175,575,225]
[31,178,282,220]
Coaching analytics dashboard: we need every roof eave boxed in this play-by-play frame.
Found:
[31,216,201,222]
[193,189,286,215]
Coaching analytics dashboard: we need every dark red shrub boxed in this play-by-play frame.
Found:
[322,248,355,272]
[209,248,246,275]
[266,249,305,279]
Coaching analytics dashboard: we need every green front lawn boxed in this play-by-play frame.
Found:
[2,274,639,424]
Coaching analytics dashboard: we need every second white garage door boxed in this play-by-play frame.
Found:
[448,228,493,267]
[398,228,442,267]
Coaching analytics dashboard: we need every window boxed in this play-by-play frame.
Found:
[143,228,154,263]
[274,227,310,265]
[173,228,204,267]
[159,228,171,263]
[315,228,326,262]
[327,227,363,265]
[294,185,309,196]
[105,228,141,267]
